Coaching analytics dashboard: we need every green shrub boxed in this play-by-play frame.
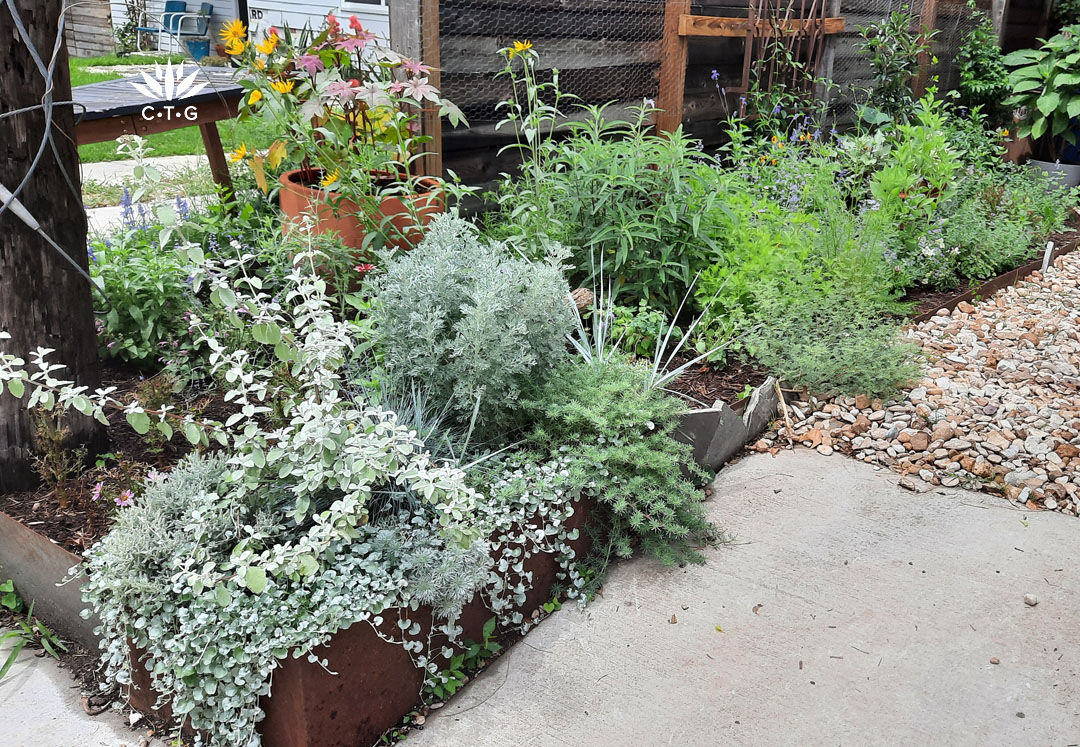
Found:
[746,286,920,398]
[89,200,193,366]
[485,72,735,314]
[519,359,712,567]
[368,215,574,432]
[955,2,1011,122]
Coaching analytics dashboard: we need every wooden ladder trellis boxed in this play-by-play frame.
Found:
[657,0,847,133]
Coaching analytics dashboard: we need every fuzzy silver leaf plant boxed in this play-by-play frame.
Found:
[367,214,576,434]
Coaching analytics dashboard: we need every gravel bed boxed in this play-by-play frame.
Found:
[754,252,1080,516]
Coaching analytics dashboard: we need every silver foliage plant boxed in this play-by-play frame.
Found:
[368,215,576,434]
[1,232,587,745]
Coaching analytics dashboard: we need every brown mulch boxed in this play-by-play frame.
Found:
[0,364,229,556]
[665,355,769,408]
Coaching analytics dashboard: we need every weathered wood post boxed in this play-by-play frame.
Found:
[0,0,104,491]
[656,0,691,133]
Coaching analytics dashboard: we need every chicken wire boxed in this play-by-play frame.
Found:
[422,0,985,136]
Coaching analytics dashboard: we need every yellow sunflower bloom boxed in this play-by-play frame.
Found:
[270,79,295,94]
[508,40,533,59]
[228,143,248,162]
[320,169,340,188]
[248,89,262,105]
[255,34,278,55]
[225,37,246,55]
[220,18,246,44]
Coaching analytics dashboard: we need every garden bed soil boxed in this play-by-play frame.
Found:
[0,364,231,554]
[665,355,769,408]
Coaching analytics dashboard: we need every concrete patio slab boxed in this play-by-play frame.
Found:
[409,448,1080,747]
[0,637,163,746]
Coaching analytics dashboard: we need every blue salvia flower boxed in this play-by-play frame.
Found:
[120,186,135,229]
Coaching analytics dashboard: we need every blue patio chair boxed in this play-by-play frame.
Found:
[136,2,214,52]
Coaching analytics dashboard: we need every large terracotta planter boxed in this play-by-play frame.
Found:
[278,169,444,252]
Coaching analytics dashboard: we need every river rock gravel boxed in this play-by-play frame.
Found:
[754,253,1080,516]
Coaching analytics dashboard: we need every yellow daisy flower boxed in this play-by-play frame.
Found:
[255,33,278,55]
[771,135,779,143]
[228,143,248,162]
[248,89,262,105]
[320,169,340,188]
[220,18,246,44]
[225,37,246,55]
[508,40,533,59]
[270,79,295,94]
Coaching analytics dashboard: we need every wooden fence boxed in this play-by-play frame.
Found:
[64,0,115,58]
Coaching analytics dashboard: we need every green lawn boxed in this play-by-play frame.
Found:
[71,54,276,163]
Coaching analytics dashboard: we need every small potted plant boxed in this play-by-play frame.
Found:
[224,14,466,252]
[1004,25,1080,188]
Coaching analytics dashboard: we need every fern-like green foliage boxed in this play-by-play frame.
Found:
[519,360,712,567]
[368,215,575,434]
[746,286,920,399]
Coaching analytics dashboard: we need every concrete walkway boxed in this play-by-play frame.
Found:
[82,155,208,186]
[410,449,1080,746]
[0,638,162,746]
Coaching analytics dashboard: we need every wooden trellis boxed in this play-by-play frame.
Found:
[657,0,847,132]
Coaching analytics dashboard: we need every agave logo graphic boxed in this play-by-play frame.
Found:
[132,62,208,122]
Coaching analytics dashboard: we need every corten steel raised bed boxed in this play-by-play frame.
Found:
[127,498,593,747]
[909,236,1078,325]
[0,510,99,649]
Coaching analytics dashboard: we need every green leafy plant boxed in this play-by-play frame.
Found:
[856,8,938,123]
[1004,26,1080,162]
[607,301,682,359]
[746,285,919,398]
[1,580,67,681]
[424,616,502,700]
[955,2,1011,121]
[486,50,734,314]
[1055,0,1080,25]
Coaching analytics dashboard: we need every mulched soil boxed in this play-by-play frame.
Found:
[665,354,770,408]
[0,364,228,555]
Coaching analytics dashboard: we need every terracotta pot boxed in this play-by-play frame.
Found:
[278,168,444,253]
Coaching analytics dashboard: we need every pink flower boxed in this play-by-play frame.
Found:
[335,37,367,52]
[326,13,340,32]
[294,54,324,75]
[146,469,167,483]
[91,482,104,502]
[268,26,279,37]
[403,76,439,103]
[115,489,134,508]
[349,15,363,31]
[402,59,431,76]
[388,79,404,94]
[354,263,376,274]
[354,28,377,44]
[326,79,356,102]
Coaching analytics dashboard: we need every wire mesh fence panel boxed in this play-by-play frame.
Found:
[425,0,987,183]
